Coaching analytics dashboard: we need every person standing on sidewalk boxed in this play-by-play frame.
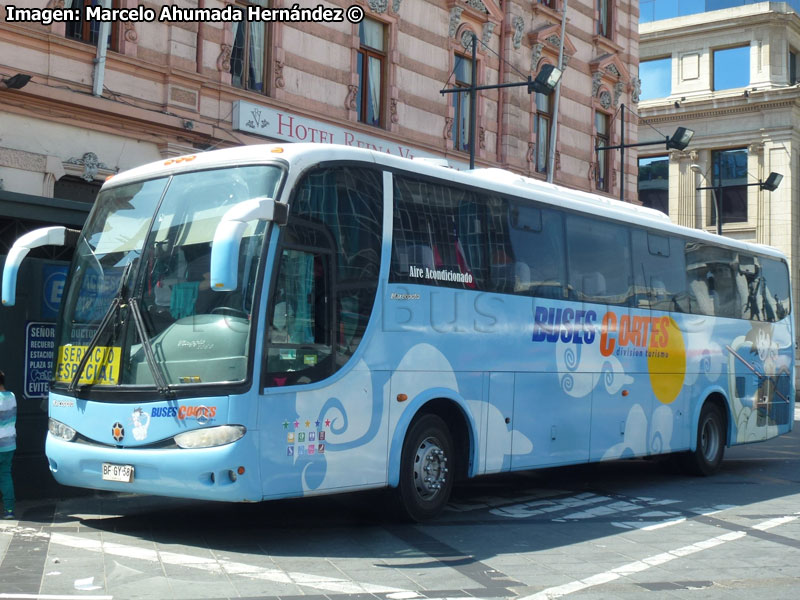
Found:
[0,370,16,519]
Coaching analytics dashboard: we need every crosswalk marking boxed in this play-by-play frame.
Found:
[517,513,799,600]
[0,525,410,596]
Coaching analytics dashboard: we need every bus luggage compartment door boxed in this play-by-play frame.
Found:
[511,372,591,469]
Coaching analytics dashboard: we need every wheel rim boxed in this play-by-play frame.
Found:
[413,436,448,500]
[700,415,720,463]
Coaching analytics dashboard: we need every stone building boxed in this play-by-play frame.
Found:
[637,1,800,367]
[0,0,639,496]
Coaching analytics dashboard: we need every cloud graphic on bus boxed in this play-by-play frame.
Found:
[556,338,632,398]
[294,364,389,493]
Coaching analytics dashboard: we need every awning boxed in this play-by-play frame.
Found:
[0,189,90,227]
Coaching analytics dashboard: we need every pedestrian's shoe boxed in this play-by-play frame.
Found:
[2,511,15,520]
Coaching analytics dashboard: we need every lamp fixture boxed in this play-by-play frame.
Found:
[761,172,783,192]
[529,64,563,95]
[0,73,31,90]
[666,127,694,151]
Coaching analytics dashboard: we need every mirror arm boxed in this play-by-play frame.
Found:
[2,226,80,306]
[209,197,287,292]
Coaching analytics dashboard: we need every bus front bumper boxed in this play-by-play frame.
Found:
[45,433,262,502]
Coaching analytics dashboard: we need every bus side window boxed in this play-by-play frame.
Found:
[632,230,688,312]
[685,243,744,318]
[488,199,566,299]
[566,214,632,306]
[392,176,488,290]
[754,256,791,322]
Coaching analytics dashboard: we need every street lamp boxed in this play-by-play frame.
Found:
[441,33,562,169]
[761,171,783,192]
[0,73,31,90]
[694,167,783,235]
[595,104,694,200]
[529,64,563,95]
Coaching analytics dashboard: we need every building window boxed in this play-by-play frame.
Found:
[639,0,704,23]
[54,176,102,204]
[64,0,118,48]
[452,54,474,153]
[537,0,557,8]
[713,46,749,91]
[639,57,671,100]
[534,92,551,173]
[710,148,748,226]
[595,111,610,192]
[357,18,386,127]
[231,1,269,92]
[790,49,798,84]
[638,156,669,215]
[598,0,613,38]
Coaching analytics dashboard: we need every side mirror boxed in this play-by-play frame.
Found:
[2,226,80,306]
[210,197,288,292]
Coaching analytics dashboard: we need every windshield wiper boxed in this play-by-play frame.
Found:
[67,262,173,396]
[68,262,133,393]
[129,297,172,396]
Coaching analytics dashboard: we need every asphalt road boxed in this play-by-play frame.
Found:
[2,415,800,600]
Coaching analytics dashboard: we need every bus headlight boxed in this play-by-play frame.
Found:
[48,418,77,442]
[174,425,246,449]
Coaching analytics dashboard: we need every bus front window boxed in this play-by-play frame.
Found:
[54,165,283,391]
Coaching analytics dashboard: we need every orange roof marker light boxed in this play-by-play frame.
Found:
[163,155,197,166]
[270,147,284,153]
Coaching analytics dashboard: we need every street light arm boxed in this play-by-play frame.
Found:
[596,136,670,152]
[440,79,534,95]
[697,179,782,192]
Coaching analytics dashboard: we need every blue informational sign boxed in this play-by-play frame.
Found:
[25,321,56,399]
[42,265,68,319]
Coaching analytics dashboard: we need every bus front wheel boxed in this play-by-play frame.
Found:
[396,414,454,522]
[681,402,726,476]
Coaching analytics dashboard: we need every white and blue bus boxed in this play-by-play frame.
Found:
[2,144,794,520]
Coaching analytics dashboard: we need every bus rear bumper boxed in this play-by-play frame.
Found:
[45,433,262,502]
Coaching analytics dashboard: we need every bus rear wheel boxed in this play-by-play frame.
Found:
[681,402,725,476]
[396,414,454,522]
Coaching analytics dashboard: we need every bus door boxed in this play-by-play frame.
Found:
[510,208,592,469]
[561,216,647,462]
[591,230,686,460]
[257,165,387,498]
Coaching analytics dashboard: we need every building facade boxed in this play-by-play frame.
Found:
[637,1,800,367]
[1,0,639,497]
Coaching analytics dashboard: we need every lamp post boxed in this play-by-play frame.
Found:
[696,171,783,235]
[595,104,694,201]
[441,33,562,170]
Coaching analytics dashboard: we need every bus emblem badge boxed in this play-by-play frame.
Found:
[112,422,125,442]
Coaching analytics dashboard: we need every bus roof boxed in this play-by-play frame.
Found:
[103,143,788,262]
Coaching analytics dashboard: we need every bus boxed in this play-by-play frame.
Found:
[1,144,794,521]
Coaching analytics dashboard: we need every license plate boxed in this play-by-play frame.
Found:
[101,463,134,483]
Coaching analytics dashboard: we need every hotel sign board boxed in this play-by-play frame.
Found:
[232,100,466,168]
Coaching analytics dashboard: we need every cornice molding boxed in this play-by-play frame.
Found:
[638,99,800,124]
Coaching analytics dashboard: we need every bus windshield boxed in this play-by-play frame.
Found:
[53,164,283,391]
